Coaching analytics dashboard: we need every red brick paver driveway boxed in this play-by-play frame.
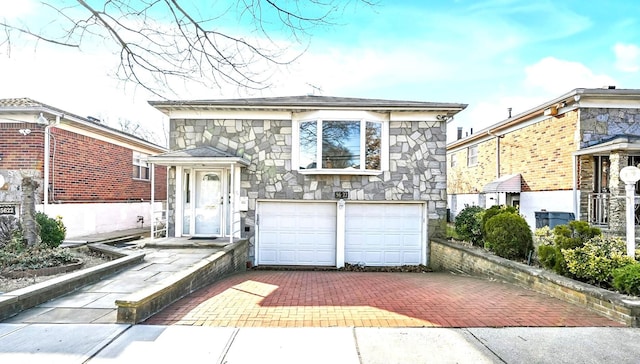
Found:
[144,271,623,328]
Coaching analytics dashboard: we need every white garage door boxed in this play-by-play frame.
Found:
[345,203,423,266]
[258,202,336,266]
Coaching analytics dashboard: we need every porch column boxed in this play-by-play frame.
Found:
[578,155,593,222]
[609,152,628,235]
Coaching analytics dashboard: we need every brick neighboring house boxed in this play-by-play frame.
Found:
[148,95,466,267]
[446,87,640,236]
[0,98,167,238]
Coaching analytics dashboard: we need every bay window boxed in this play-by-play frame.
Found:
[295,111,387,174]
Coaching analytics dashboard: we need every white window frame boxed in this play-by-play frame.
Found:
[292,110,389,175]
[451,154,457,168]
[133,151,150,180]
[467,145,478,167]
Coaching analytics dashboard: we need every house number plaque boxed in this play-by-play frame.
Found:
[0,205,16,215]
[334,191,349,199]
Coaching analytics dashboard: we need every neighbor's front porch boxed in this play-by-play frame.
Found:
[579,141,640,234]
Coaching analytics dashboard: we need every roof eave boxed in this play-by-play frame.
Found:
[147,156,251,166]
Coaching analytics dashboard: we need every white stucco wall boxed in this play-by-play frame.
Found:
[519,190,576,230]
[36,202,163,238]
[449,190,577,231]
[448,193,484,220]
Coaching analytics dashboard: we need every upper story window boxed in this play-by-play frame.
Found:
[467,145,478,167]
[450,154,457,168]
[133,151,150,180]
[293,111,388,175]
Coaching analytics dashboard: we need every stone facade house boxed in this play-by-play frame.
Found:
[447,87,640,236]
[148,96,466,268]
[0,98,167,237]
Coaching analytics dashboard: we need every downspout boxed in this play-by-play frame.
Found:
[43,115,60,213]
[150,162,155,241]
[487,129,504,179]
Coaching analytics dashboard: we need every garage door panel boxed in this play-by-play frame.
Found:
[345,203,423,266]
[258,202,336,266]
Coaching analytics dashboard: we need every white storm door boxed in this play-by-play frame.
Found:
[194,170,223,236]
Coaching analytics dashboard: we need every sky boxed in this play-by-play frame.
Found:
[1,0,639,145]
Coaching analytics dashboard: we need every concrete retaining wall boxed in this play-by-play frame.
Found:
[430,238,640,327]
[116,239,248,324]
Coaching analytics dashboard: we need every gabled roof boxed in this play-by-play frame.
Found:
[447,87,640,150]
[150,95,467,115]
[0,97,166,152]
[148,146,250,166]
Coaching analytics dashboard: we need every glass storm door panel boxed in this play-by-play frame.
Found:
[195,170,222,235]
[182,170,191,235]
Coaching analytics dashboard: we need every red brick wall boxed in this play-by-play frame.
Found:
[0,123,166,203]
[0,123,45,171]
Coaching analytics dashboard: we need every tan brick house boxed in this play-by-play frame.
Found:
[0,98,167,237]
[447,87,640,236]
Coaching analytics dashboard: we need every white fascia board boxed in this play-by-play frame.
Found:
[0,113,42,124]
[166,109,292,120]
[578,98,640,108]
[294,110,389,121]
[54,123,164,154]
[148,156,250,166]
[390,111,447,121]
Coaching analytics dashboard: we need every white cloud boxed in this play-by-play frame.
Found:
[0,0,34,19]
[524,57,617,94]
[614,43,640,72]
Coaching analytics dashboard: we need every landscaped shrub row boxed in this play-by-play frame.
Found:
[451,205,640,296]
[535,221,640,295]
[0,213,72,272]
[453,204,533,260]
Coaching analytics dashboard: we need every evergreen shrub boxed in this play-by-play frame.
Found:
[453,205,484,246]
[484,212,533,260]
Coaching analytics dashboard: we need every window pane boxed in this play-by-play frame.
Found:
[142,166,150,180]
[322,121,360,169]
[365,121,381,170]
[299,121,317,169]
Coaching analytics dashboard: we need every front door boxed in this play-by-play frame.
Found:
[194,170,223,236]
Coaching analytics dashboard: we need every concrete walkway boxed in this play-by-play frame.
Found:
[5,233,221,324]
[1,324,640,363]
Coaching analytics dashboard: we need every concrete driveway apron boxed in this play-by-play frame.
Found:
[144,271,623,328]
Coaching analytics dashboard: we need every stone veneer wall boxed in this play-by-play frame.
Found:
[580,108,640,148]
[578,108,640,235]
[169,118,447,258]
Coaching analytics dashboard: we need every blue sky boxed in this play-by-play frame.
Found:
[1,0,639,144]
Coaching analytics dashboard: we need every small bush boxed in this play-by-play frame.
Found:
[0,244,76,271]
[484,212,533,260]
[563,236,636,287]
[553,220,600,250]
[0,216,21,248]
[538,244,567,275]
[612,264,640,296]
[480,205,518,237]
[35,213,66,248]
[454,205,484,246]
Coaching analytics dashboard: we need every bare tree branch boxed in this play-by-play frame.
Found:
[0,0,374,98]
